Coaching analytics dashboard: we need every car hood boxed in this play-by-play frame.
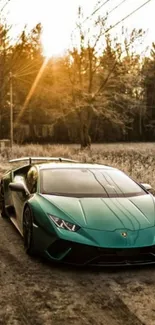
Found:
[40,194,155,231]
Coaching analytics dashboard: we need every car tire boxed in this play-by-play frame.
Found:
[1,202,7,218]
[23,206,35,256]
[0,181,7,218]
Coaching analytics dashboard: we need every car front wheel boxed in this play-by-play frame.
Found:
[23,206,35,256]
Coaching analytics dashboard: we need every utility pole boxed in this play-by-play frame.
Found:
[9,71,13,148]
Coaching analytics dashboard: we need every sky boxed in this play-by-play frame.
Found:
[1,0,155,56]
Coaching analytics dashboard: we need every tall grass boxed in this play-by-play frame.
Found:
[0,142,154,188]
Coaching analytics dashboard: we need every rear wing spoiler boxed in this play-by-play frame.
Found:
[9,157,79,164]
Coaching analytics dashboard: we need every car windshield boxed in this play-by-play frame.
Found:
[40,168,146,198]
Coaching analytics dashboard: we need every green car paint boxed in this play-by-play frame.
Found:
[30,193,155,250]
[40,194,155,231]
[1,159,155,266]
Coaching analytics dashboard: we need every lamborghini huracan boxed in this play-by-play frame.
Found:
[1,156,155,266]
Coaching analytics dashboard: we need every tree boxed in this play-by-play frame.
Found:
[0,2,150,145]
[63,7,109,148]
[63,11,144,146]
[11,24,44,140]
[0,23,12,138]
[142,43,155,140]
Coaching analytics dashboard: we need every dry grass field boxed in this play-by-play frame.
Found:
[0,142,155,325]
[1,142,155,187]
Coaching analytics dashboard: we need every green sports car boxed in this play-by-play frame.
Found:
[1,156,155,266]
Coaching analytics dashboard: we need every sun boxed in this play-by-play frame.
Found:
[6,0,84,59]
[41,25,68,58]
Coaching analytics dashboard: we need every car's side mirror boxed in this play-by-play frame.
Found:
[141,183,152,192]
[9,182,30,196]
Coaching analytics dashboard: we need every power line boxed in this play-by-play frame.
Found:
[86,0,130,22]
[13,57,43,77]
[105,0,153,34]
[74,0,152,36]
[92,0,153,95]
[82,0,112,24]
[15,0,151,94]
[0,0,11,13]
[71,0,126,43]
[72,0,112,36]
[108,0,129,16]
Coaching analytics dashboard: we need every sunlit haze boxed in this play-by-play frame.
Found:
[3,0,155,57]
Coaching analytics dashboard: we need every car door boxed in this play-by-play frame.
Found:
[2,170,14,207]
[11,175,29,231]
[12,166,38,232]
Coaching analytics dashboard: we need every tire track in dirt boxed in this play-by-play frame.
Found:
[0,217,151,325]
[71,273,145,325]
[0,218,44,325]
[109,271,155,325]
[0,284,43,325]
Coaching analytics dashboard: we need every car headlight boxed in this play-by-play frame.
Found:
[48,215,80,232]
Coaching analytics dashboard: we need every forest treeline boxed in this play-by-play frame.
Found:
[0,7,155,147]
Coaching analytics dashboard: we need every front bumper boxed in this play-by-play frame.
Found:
[45,239,155,266]
[32,223,155,266]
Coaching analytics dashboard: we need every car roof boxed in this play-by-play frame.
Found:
[37,162,117,170]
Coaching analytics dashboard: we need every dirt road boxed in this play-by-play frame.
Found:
[1,217,155,325]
